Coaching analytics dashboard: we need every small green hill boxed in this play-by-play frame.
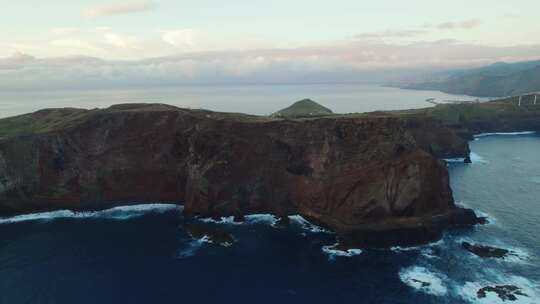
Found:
[272,99,334,118]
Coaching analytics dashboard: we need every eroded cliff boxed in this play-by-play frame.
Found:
[0,104,479,247]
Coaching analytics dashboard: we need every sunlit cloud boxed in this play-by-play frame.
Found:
[353,30,428,40]
[425,19,482,30]
[83,1,157,18]
[1,40,539,90]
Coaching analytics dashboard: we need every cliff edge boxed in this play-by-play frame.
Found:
[0,103,479,247]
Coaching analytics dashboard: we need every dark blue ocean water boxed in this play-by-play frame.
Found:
[1,133,539,304]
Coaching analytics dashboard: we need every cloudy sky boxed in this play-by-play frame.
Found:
[1,0,540,89]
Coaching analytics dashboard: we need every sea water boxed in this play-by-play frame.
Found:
[0,84,484,118]
[0,134,538,303]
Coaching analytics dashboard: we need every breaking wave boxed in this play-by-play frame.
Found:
[443,152,487,164]
[322,243,362,260]
[0,204,182,225]
[470,152,489,164]
[199,216,242,225]
[399,266,448,296]
[458,275,539,304]
[288,215,331,233]
[444,157,466,163]
[458,237,532,265]
[176,236,211,259]
[244,214,279,226]
[474,131,536,138]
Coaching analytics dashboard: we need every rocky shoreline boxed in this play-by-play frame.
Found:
[0,101,538,247]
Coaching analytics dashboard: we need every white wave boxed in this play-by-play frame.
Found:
[198,213,279,226]
[176,236,210,259]
[391,239,445,253]
[459,275,539,304]
[444,157,466,163]
[443,152,487,164]
[0,204,182,225]
[399,266,448,296]
[322,243,362,260]
[420,247,439,259]
[244,214,279,226]
[288,215,331,233]
[475,210,497,226]
[457,237,532,265]
[470,152,489,164]
[454,202,497,225]
[199,216,242,225]
[503,247,533,265]
[474,131,536,138]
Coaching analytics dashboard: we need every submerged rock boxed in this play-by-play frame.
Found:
[462,242,510,258]
[411,279,431,288]
[477,285,528,301]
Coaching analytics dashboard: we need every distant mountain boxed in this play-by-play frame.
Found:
[271,99,333,118]
[403,60,540,97]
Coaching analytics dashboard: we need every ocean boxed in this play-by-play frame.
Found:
[0,84,483,118]
[0,87,537,303]
[0,132,539,303]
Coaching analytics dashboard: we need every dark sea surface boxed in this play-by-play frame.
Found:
[1,133,539,304]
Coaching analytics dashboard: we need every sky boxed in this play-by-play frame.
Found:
[1,0,540,89]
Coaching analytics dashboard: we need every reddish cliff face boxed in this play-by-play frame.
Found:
[0,104,478,247]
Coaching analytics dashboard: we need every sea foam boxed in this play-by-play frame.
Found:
[199,216,241,225]
[399,266,448,296]
[474,131,536,138]
[197,214,279,226]
[458,275,539,304]
[322,243,362,260]
[457,237,532,265]
[0,204,181,225]
[443,152,488,164]
[176,236,211,259]
[288,215,331,233]
[470,152,489,164]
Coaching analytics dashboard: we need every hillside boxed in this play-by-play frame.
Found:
[403,60,540,97]
[271,99,333,118]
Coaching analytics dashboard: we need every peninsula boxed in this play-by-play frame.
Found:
[1,98,538,248]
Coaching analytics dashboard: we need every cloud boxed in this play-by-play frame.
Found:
[161,29,195,49]
[83,1,157,18]
[49,39,106,54]
[1,41,540,90]
[50,27,81,35]
[104,33,139,49]
[426,19,482,30]
[0,52,36,69]
[354,30,428,40]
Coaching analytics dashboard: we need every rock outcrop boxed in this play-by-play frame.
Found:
[0,103,480,247]
[477,285,528,301]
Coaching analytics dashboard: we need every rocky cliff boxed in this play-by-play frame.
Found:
[0,104,479,247]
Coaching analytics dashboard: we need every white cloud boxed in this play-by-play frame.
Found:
[426,19,482,30]
[50,27,80,35]
[49,39,106,55]
[161,29,195,49]
[354,30,428,40]
[1,41,539,90]
[83,1,157,18]
[104,33,139,49]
